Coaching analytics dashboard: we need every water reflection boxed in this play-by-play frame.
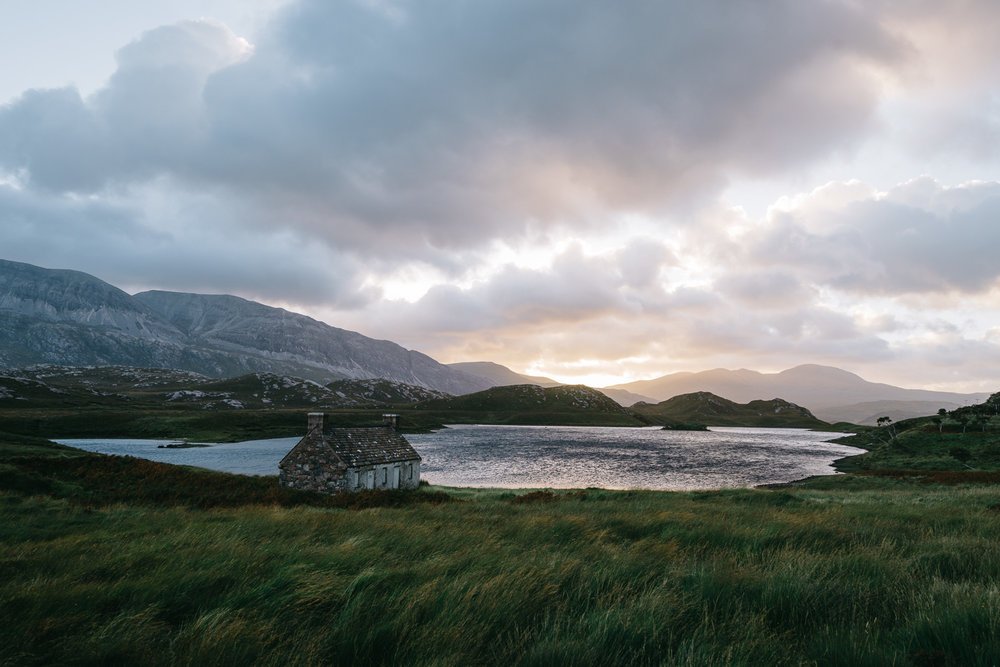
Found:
[59,425,861,490]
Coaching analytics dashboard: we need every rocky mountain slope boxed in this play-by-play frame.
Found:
[610,364,986,423]
[0,259,489,394]
[134,290,489,394]
[631,392,830,429]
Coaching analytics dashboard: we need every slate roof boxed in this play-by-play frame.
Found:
[280,425,421,468]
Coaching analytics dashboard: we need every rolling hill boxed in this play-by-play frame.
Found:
[414,384,646,426]
[0,366,451,412]
[631,392,830,429]
[326,379,450,406]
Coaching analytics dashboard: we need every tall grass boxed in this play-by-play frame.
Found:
[2,443,1000,666]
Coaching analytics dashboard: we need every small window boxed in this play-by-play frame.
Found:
[383,467,388,484]
[409,464,414,480]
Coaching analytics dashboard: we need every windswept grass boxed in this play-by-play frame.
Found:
[2,436,1000,665]
[834,420,1000,474]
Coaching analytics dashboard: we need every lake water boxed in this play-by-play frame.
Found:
[58,425,863,490]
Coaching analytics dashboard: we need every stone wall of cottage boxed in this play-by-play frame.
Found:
[280,454,421,494]
[279,460,351,494]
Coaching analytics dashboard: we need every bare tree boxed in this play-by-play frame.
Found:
[876,416,896,443]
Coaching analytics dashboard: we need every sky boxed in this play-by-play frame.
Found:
[2,0,999,392]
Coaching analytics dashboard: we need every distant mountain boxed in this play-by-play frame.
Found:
[447,361,661,406]
[0,259,490,394]
[415,384,645,426]
[609,364,987,423]
[820,400,967,426]
[447,361,561,388]
[631,392,829,428]
[598,387,658,407]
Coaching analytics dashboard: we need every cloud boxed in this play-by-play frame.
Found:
[0,180,370,306]
[713,271,815,310]
[330,238,893,377]
[742,178,1000,295]
[3,2,1000,393]
[0,1,905,264]
[0,20,252,193]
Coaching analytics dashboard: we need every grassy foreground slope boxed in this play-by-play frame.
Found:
[829,412,1000,476]
[2,433,1000,665]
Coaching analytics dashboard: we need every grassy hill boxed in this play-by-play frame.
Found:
[827,404,1000,476]
[632,391,831,428]
[0,366,452,440]
[414,384,648,426]
[2,367,849,437]
[326,378,450,406]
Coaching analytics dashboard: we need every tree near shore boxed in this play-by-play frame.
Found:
[952,411,970,435]
[931,416,942,435]
[876,416,896,443]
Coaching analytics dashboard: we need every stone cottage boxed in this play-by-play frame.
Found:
[278,413,421,494]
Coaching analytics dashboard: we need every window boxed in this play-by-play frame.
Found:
[408,464,413,481]
[383,467,388,484]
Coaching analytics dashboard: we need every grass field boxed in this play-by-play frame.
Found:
[2,427,1000,665]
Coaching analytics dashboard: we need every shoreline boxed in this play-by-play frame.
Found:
[56,426,864,493]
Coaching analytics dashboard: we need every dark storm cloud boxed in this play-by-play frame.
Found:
[0,1,904,261]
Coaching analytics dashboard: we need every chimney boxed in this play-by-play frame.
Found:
[382,413,399,430]
[307,412,326,434]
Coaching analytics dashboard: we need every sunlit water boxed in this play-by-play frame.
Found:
[56,437,302,477]
[58,425,862,490]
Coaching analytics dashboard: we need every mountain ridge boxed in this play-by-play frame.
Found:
[609,364,986,423]
[1,258,988,420]
[0,259,489,394]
